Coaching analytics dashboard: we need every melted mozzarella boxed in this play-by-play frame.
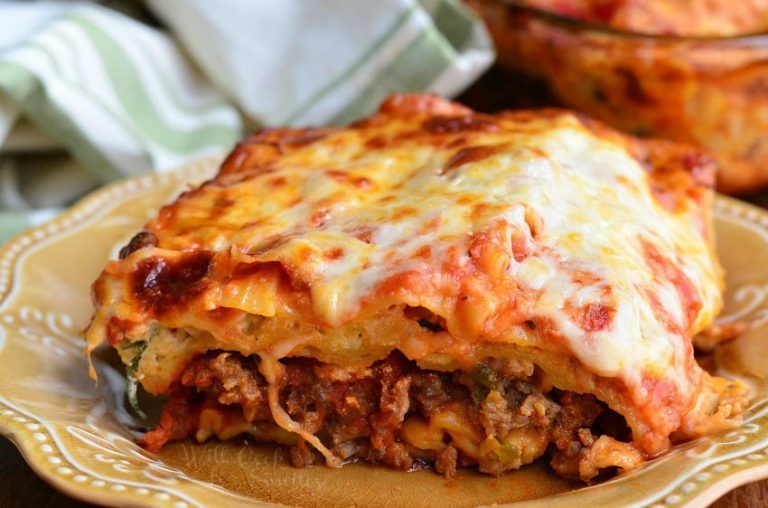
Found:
[90,102,722,413]
[212,116,719,393]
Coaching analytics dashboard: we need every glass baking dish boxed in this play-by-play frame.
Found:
[471,0,768,194]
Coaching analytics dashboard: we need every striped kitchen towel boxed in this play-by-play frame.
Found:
[0,0,493,243]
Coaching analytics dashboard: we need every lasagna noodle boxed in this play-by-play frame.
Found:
[87,94,748,478]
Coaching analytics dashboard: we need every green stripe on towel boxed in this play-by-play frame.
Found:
[329,25,456,125]
[282,3,419,125]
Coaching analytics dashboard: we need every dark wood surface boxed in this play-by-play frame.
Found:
[0,437,96,508]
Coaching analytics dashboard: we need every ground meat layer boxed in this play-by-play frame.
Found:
[140,351,643,481]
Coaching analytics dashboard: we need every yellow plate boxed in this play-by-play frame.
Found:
[1,157,768,508]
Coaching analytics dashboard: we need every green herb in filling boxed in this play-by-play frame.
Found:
[124,341,147,420]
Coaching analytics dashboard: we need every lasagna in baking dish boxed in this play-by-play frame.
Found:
[86,94,749,481]
[517,0,768,36]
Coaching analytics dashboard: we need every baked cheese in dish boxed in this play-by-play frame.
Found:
[517,0,768,36]
[86,94,748,481]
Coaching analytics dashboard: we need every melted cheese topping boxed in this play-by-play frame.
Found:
[87,94,725,455]
[519,0,768,36]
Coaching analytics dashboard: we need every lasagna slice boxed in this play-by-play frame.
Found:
[515,0,768,37]
[86,94,748,481]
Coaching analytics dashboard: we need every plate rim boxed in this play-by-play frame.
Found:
[1,159,768,508]
[0,157,223,508]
